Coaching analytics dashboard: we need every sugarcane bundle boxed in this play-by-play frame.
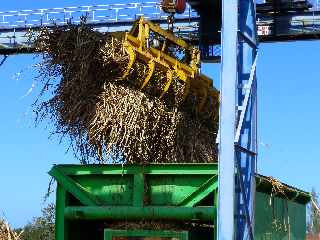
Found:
[33,18,219,164]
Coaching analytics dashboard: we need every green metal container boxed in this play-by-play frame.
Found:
[49,164,310,240]
[254,174,310,240]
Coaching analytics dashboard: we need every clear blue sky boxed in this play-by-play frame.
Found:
[0,0,320,228]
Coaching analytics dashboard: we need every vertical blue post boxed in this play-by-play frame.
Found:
[218,0,238,239]
[218,0,258,239]
[236,0,258,239]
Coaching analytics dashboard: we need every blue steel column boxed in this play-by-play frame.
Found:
[236,0,258,239]
[218,0,258,239]
[217,0,238,239]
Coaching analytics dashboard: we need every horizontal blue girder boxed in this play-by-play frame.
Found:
[0,3,320,54]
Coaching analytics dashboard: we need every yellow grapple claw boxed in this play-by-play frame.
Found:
[160,70,173,99]
[122,45,136,80]
[140,60,155,90]
[121,16,218,117]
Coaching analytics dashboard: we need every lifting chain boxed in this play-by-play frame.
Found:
[167,14,175,32]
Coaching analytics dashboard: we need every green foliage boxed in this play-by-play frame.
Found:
[307,188,320,236]
[20,204,55,240]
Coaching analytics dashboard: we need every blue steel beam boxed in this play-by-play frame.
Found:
[1,3,320,56]
[0,2,199,55]
[0,19,198,55]
[235,0,258,239]
[218,0,238,238]
[0,2,197,31]
[257,10,320,41]
[218,0,258,239]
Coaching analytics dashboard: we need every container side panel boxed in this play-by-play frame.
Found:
[255,191,307,240]
[288,199,307,239]
[146,175,214,205]
[70,175,133,205]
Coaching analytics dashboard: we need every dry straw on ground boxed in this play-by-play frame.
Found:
[32,20,219,164]
[0,219,23,240]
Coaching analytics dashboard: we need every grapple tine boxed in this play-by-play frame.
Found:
[160,70,173,99]
[140,60,155,90]
[122,45,136,80]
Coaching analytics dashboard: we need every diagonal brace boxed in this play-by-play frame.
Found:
[178,175,218,207]
[234,54,258,144]
[236,159,254,240]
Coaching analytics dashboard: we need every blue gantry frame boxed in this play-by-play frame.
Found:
[0,0,259,239]
[218,0,258,239]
